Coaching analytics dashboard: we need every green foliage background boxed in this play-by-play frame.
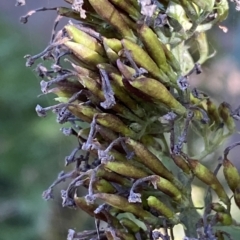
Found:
[1,1,240,240]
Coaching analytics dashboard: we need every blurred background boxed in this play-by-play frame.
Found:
[1,1,240,240]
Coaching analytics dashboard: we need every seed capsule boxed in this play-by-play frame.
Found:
[93,179,116,193]
[211,202,226,213]
[216,213,232,226]
[65,24,105,56]
[102,37,122,57]
[97,63,144,117]
[147,196,178,222]
[218,102,236,133]
[154,176,183,203]
[64,41,108,68]
[78,127,91,141]
[171,154,191,175]
[138,24,167,68]
[88,0,136,41]
[223,158,240,192]
[116,59,136,80]
[234,186,240,209]
[95,113,136,138]
[125,138,177,184]
[138,24,177,82]
[97,125,118,143]
[104,161,149,179]
[68,103,100,123]
[70,61,100,80]
[102,42,119,63]
[108,0,140,20]
[93,193,160,225]
[159,42,181,74]
[206,98,221,126]
[126,77,186,115]
[119,12,137,30]
[120,218,140,233]
[121,39,170,84]
[188,159,230,205]
[74,196,107,222]
[78,75,141,120]
[96,165,132,187]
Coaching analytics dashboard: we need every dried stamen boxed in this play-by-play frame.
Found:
[40,72,75,93]
[65,146,81,166]
[82,116,98,151]
[99,69,116,109]
[173,111,194,154]
[128,175,158,203]
[98,137,125,163]
[20,7,57,24]
[123,49,148,78]
[24,37,69,67]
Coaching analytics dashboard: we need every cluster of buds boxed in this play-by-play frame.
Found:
[18,0,240,239]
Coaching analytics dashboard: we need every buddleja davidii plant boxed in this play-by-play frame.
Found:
[17,0,240,239]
